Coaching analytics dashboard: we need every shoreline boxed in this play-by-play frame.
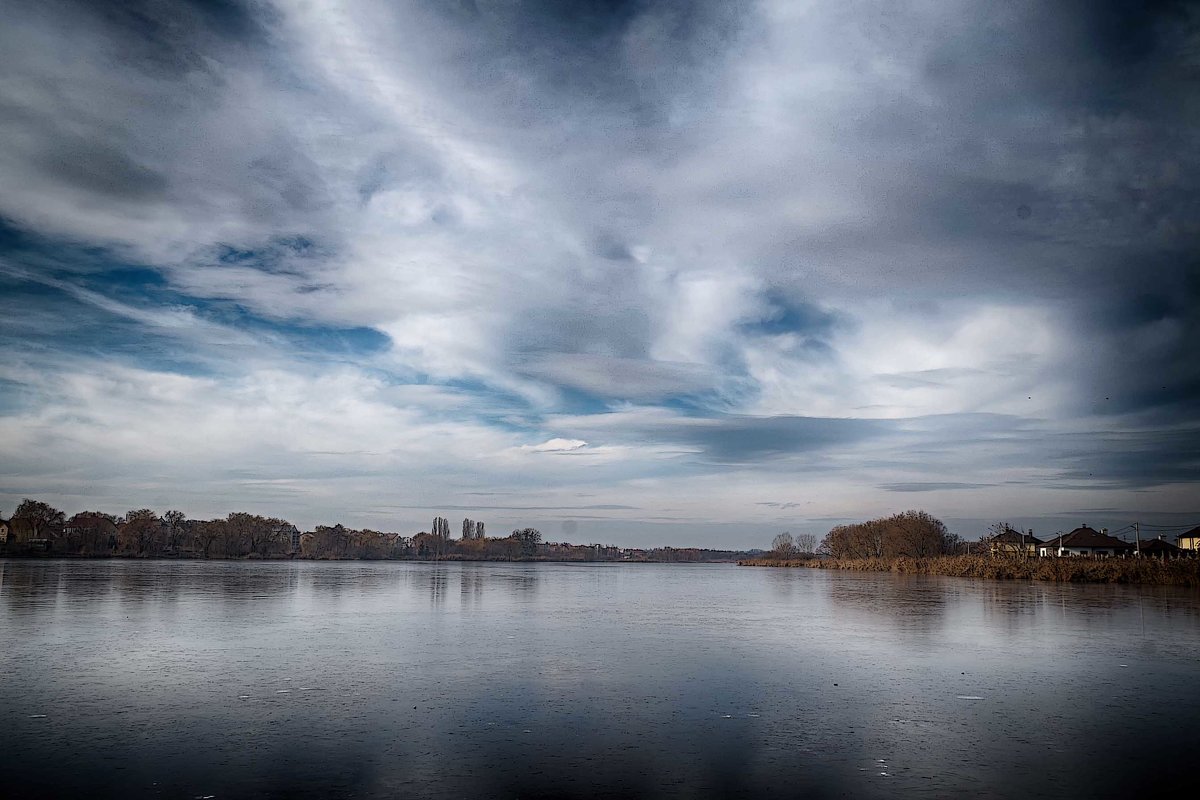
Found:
[738,554,1200,586]
[0,553,740,565]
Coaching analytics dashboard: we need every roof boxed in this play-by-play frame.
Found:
[1140,538,1181,553]
[1177,526,1200,540]
[990,528,1043,545]
[1045,526,1134,550]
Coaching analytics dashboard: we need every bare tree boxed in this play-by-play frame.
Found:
[819,511,952,559]
[192,520,222,558]
[772,532,797,557]
[120,509,161,555]
[795,533,817,555]
[163,510,188,552]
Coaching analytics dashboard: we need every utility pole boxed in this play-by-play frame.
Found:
[1134,521,1140,557]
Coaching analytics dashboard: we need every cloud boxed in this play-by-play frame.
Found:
[0,0,1197,543]
[522,438,589,453]
[881,482,997,493]
[517,353,718,402]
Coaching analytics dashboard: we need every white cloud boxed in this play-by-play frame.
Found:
[523,438,588,453]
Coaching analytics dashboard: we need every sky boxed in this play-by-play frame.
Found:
[1,0,1198,548]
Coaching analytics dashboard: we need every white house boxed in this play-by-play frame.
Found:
[1039,526,1134,557]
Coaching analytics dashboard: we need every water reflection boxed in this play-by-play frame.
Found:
[824,573,947,635]
[1,560,1198,798]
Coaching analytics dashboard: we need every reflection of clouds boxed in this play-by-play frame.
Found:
[443,669,852,799]
[3,561,1199,798]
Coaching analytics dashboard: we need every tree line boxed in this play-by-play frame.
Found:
[0,498,571,561]
[768,510,965,559]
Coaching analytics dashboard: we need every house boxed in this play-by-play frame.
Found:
[988,527,1042,556]
[1038,526,1135,557]
[1138,537,1183,559]
[6,517,36,544]
[1177,526,1200,553]
[272,523,301,553]
[64,512,119,553]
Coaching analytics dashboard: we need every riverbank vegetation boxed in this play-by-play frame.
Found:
[739,554,1200,586]
[741,510,1199,586]
[0,499,751,563]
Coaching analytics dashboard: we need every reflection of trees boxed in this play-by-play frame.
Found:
[461,567,484,609]
[402,563,542,607]
[427,566,448,606]
[825,574,947,633]
[500,564,539,597]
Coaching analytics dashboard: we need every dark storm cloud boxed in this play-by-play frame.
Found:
[0,0,334,255]
[427,0,748,119]
[516,353,717,402]
[1040,425,1200,489]
[881,482,996,493]
[35,137,170,202]
[649,415,889,464]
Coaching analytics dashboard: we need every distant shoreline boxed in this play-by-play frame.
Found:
[738,555,1200,586]
[0,552,741,565]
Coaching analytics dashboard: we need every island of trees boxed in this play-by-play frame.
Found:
[0,500,754,563]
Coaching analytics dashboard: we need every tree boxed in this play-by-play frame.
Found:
[795,533,817,555]
[476,521,485,539]
[223,513,288,556]
[772,532,797,557]
[163,510,188,551]
[512,528,542,558]
[310,524,350,558]
[192,520,222,558]
[818,511,952,559]
[12,499,65,541]
[119,509,162,555]
[432,516,451,540]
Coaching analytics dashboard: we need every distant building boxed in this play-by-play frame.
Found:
[0,518,9,544]
[1139,537,1183,559]
[1177,527,1200,552]
[65,513,119,553]
[273,523,301,553]
[6,517,37,544]
[988,527,1042,556]
[1038,526,1135,557]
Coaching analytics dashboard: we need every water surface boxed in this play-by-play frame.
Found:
[2,560,1198,798]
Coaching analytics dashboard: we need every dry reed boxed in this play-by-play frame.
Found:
[737,555,1200,586]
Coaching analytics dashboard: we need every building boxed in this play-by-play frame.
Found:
[1177,526,1200,552]
[272,523,301,553]
[1038,526,1135,557]
[0,518,9,544]
[1139,537,1183,559]
[987,527,1042,556]
[64,512,119,553]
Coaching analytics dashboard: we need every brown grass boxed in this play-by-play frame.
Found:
[737,555,1200,586]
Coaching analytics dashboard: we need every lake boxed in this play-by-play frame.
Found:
[1,559,1198,798]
